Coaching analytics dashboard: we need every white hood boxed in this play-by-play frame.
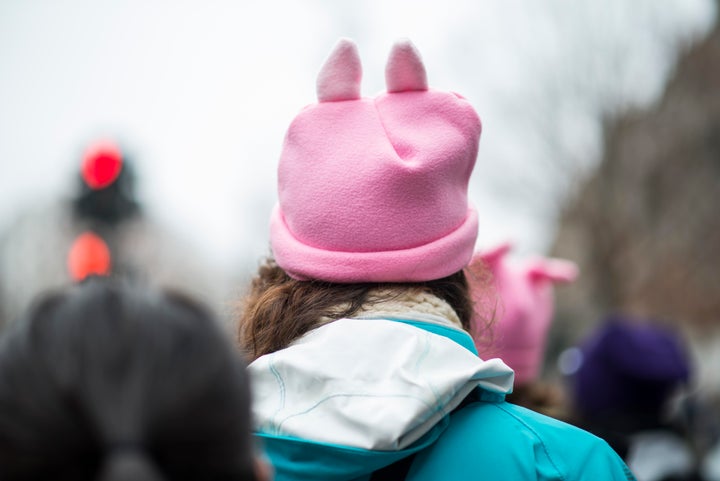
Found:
[249,316,514,451]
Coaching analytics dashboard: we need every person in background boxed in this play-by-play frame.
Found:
[569,315,698,481]
[467,242,578,419]
[0,277,270,481]
[237,38,634,480]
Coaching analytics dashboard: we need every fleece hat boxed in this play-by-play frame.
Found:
[572,316,691,426]
[270,38,482,283]
[468,243,578,384]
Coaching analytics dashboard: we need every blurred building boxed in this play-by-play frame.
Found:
[551,19,720,477]
[552,13,720,345]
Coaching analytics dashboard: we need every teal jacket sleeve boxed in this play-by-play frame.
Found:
[408,402,636,481]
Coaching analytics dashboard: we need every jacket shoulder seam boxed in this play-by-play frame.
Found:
[492,403,566,480]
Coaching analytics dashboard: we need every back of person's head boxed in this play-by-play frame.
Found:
[239,39,485,359]
[467,242,578,384]
[0,277,259,481]
[571,315,691,432]
[464,243,577,418]
[270,38,481,285]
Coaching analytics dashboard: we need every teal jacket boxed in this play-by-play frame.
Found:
[249,315,635,481]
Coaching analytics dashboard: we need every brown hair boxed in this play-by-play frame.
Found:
[237,257,494,361]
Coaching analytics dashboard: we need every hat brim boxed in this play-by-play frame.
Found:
[270,204,479,283]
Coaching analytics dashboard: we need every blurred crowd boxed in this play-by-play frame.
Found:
[1,36,719,481]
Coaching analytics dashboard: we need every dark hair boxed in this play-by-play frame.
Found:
[238,257,484,361]
[0,277,256,481]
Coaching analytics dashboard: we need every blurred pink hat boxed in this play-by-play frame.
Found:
[270,38,481,283]
[468,242,578,384]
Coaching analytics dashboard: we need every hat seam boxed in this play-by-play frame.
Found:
[373,96,403,162]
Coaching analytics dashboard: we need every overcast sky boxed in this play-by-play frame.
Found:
[0,0,716,278]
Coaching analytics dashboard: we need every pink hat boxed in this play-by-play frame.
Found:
[270,38,481,283]
[468,243,578,384]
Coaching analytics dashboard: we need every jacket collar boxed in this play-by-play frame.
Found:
[249,316,514,451]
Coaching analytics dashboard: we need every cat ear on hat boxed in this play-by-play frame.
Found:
[317,38,362,102]
[385,39,428,93]
[466,242,511,286]
[526,258,579,285]
[471,242,512,271]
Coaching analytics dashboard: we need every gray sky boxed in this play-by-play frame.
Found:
[0,0,715,277]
